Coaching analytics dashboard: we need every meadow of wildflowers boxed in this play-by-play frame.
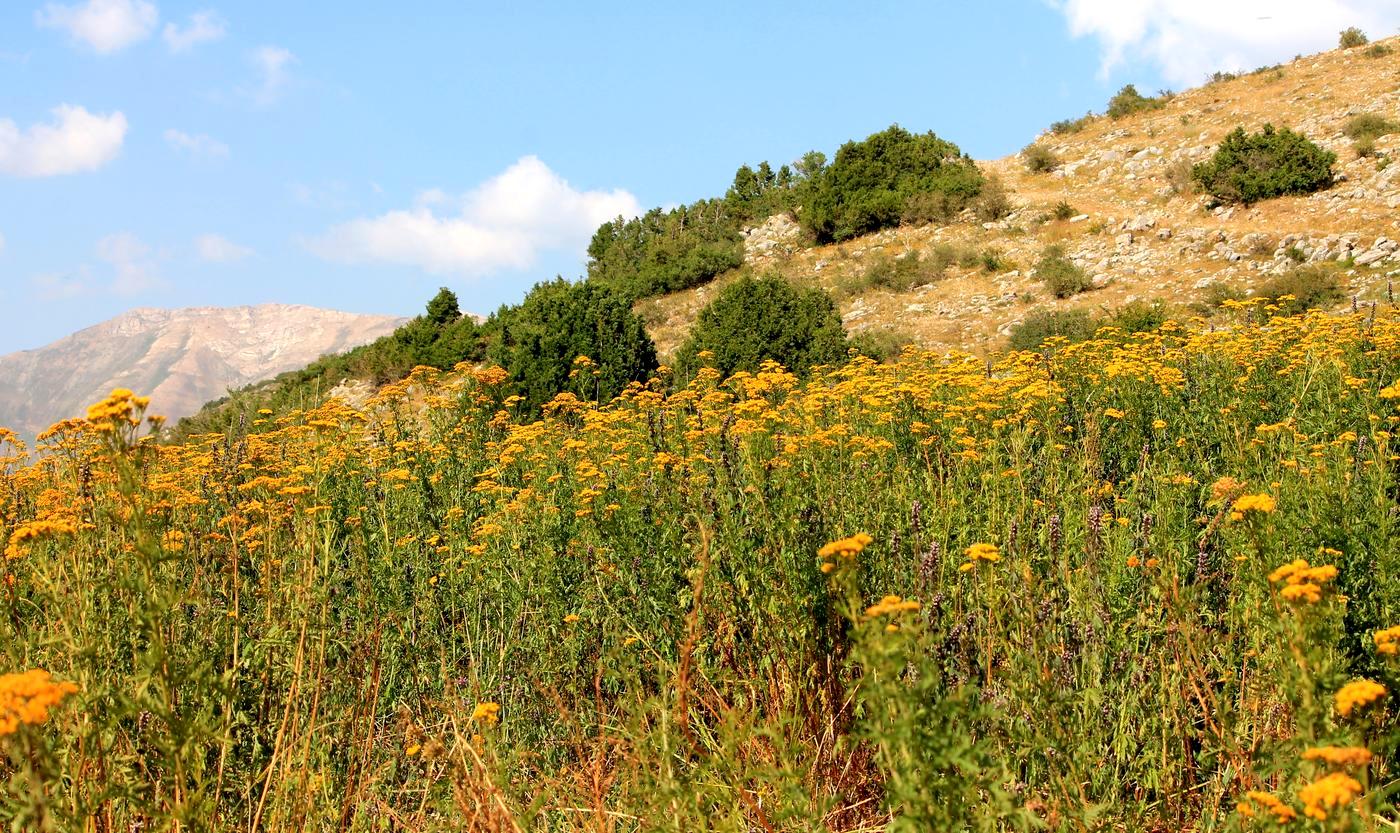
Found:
[1,304,1397,830]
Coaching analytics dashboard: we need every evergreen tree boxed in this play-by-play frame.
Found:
[489,278,658,412]
[674,274,849,381]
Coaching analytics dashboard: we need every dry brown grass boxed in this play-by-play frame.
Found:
[640,37,1400,358]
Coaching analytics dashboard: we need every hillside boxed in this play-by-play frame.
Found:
[0,304,403,440]
[638,36,1400,356]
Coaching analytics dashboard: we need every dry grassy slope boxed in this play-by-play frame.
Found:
[638,37,1400,358]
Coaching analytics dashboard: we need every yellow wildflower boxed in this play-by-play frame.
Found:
[1334,679,1386,717]
[1239,791,1297,823]
[1302,746,1373,768]
[818,532,873,572]
[1298,772,1362,821]
[866,595,921,617]
[4,518,77,561]
[958,543,1000,573]
[0,670,79,736]
[1374,625,1400,656]
[471,701,501,726]
[1230,492,1276,521]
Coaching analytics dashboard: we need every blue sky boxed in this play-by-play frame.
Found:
[1,0,1397,354]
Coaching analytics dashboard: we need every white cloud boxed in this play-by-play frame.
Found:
[162,10,226,53]
[164,128,228,159]
[309,156,640,276]
[35,0,157,55]
[0,105,127,177]
[195,233,251,262]
[1051,0,1400,87]
[96,232,162,293]
[242,45,295,105]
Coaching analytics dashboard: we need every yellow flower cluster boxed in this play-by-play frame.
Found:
[1236,791,1297,823]
[4,518,77,561]
[1334,679,1386,717]
[1229,492,1276,521]
[1297,772,1362,821]
[471,701,500,726]
[1374,625,1400,656]
[866,594,921,633]
[0,669,79,736]
[958,542,1000,573]
[817,532,872,574]
[1301,746,1372,768]
[1267,558,1338,605]
[85,388,150,432]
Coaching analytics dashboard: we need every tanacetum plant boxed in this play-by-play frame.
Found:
[0,309,1397,830]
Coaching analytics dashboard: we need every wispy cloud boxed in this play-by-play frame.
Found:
[0,105,127,177]
[1050,0,1400,87]
[241,45,295,106]
[35,0,158,55]
[195,233,251,262]
[164,128,228,159]
[162,9,226,53]
[96,232,162,293]
[308,156,640,276]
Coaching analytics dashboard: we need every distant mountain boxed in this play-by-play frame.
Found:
[0,304,405,440]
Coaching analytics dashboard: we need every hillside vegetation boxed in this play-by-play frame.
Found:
[3,304,1399,829]
[6,32,1400,833]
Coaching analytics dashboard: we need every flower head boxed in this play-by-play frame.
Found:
[471,701,501,726]
[0,670,79,736]
[1335,679,1386,717]
[1298,772,1362,821]
[1373,625,1400,656]
[866,594,921,618]
[1238,791,1297,823]
[818,532,873,573]
[1302,746,1372,768]
[958,542,1001,572]
[1230,492,1276,521]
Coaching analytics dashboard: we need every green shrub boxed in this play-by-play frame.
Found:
[1051,200,1077,221]
[1008,301,1168,351]
[971,176,1011,222]
[587,203,745,301]
[1049,113,1092,135]
[673,274,849,380]
[1106,84,1168,119]
[1036,245,1091,298]
[900,190,962,227]
[1344,113,1398,141]
[488,278,658,412]
[1365,42,1393,58]
[801,125,985,243]
[1104,300,1168,333]
[852,252,941,293]
[1254,266,1345,316]
[1339,27,1368,49]
[1190,282,1247,316]
[979,248,1008,273]
[1191,125,1336,205]
[1007,309,1096,350]
[1022,143,1060,173]
[849,328,914,362]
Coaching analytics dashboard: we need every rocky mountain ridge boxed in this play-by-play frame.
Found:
[0,304,404,441]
